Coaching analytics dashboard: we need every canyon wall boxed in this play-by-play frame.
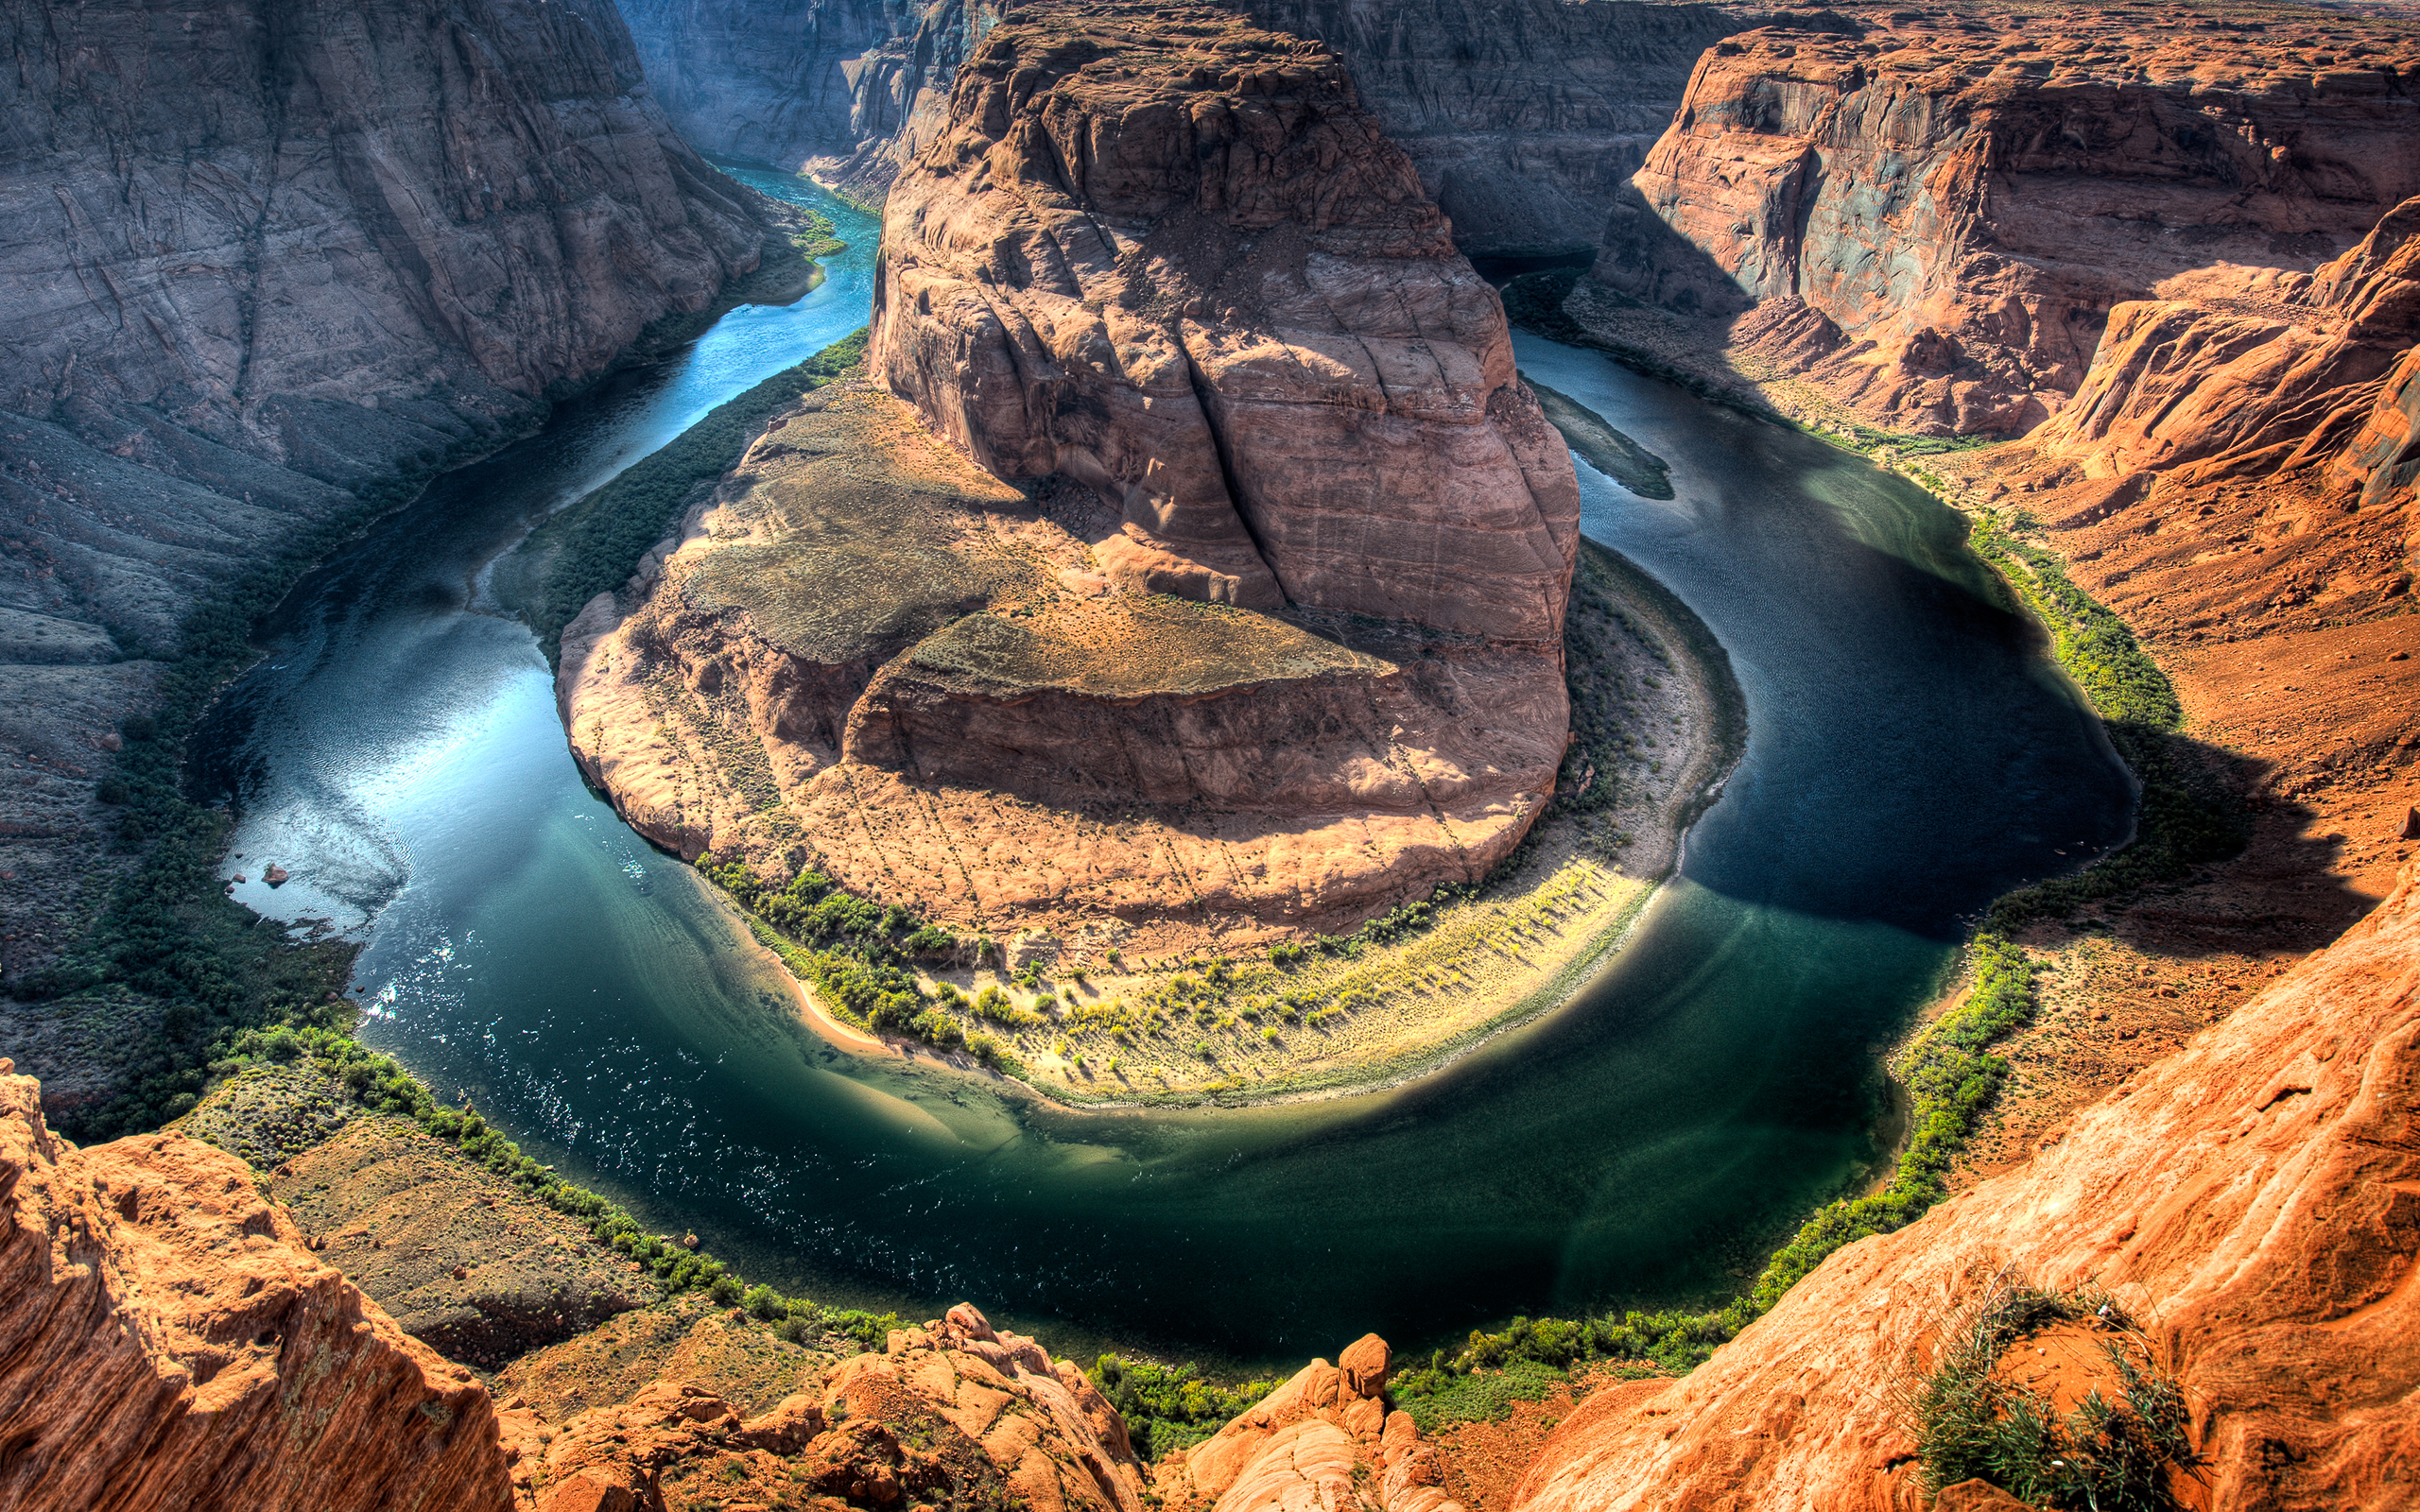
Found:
[1510,858,2420,1512]
[0,0,766,994]
[562,0,1582,947]
[1587,6,2420,435]
[615,0,1740,250]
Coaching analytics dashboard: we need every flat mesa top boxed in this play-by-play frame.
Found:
[677,383,1388,697]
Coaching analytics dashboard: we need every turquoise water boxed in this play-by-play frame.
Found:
[188,179,2132,1371]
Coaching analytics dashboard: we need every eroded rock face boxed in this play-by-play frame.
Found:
[618,0,1736,252]
[1593,7,2420,435]
[1509,859,2420,1512]
[1159,1334,1461,1512]
[873,0,1580,638]
[0,1066,512,1512]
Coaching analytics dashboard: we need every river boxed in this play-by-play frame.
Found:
[185,168,2133,1371]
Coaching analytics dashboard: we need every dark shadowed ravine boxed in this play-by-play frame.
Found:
[185,168,2132,1372]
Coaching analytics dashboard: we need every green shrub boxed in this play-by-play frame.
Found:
[1911,1284,2200,1510]
[518,329,868,661]
[1090,1356,1282,1460]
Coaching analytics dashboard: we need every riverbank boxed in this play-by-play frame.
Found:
[725,539,1744,1108]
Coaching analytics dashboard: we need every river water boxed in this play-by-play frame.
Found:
[186,170,2132,1370]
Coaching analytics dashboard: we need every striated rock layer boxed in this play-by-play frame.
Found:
[1589,3,2420,435]
[0,1064,512,1512]
[565,0,1581,946]
[1510,858,2420,1512]
[872,0,1580,637]
[0,0,767,999]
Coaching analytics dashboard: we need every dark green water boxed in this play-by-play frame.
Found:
[187,177,2132,1371]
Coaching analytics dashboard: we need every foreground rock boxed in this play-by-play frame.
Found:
[0,1064,510,1511]
[511,1302,1143,1512]
[1160,1334,1461,1512]
[565,0,1582,948]
[1582,3,2420,436]
[1510,859,2420,1512]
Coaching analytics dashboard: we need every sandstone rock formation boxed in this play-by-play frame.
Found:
[508,1302,1145,1512]
[873,0,1580,636]
[1509,858,2420,1512]
[1159,1333,1462,1512]
[0,1062,513,1512]
[0,0,769,1004]
[1585,4,2420,435]
[563,0,1582,945]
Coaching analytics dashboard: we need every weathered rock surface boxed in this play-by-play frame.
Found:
[566,0,1581,946]
[1159,1334,1462,1512]
[511,1302,1144,1512]
[0,1064,512,1512]
[0,0,768,1002]
[1509,858,2420,1512]
[1589,4,2420,435]
[873,0,1580,637]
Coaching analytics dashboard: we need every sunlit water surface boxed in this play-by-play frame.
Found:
[187,185,2132,1368]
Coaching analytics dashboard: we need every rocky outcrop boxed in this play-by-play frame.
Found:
[873,0,1579,637]
[1509,858,2420,1512]
[510,1302,1145,1512]
[1588,6,2420,435]
[564,0,1581,947]
[0,1063,512,1512]
[0,0,768,993]
[1159,1334,1461,1512]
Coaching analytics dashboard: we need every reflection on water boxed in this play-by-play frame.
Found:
[186,186,2133,1370]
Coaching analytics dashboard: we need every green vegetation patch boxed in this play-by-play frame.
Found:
[512,329,867,662]
[1913,1284,2202,1510]
[1966,512,2244,932]
[686,538,998,666]
[1089,1355,1284,1460]
[1527,379,1675,500]
[906,597,1377,698]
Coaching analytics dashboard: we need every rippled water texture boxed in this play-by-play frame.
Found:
[187,190,2133,1368]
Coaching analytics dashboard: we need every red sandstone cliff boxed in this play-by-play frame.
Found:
[1509,858,2420,1512]
[1586,5,2420,436]
[0,1063,512,1511]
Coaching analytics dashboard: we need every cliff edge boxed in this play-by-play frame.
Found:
[1510,857,2420,1512]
